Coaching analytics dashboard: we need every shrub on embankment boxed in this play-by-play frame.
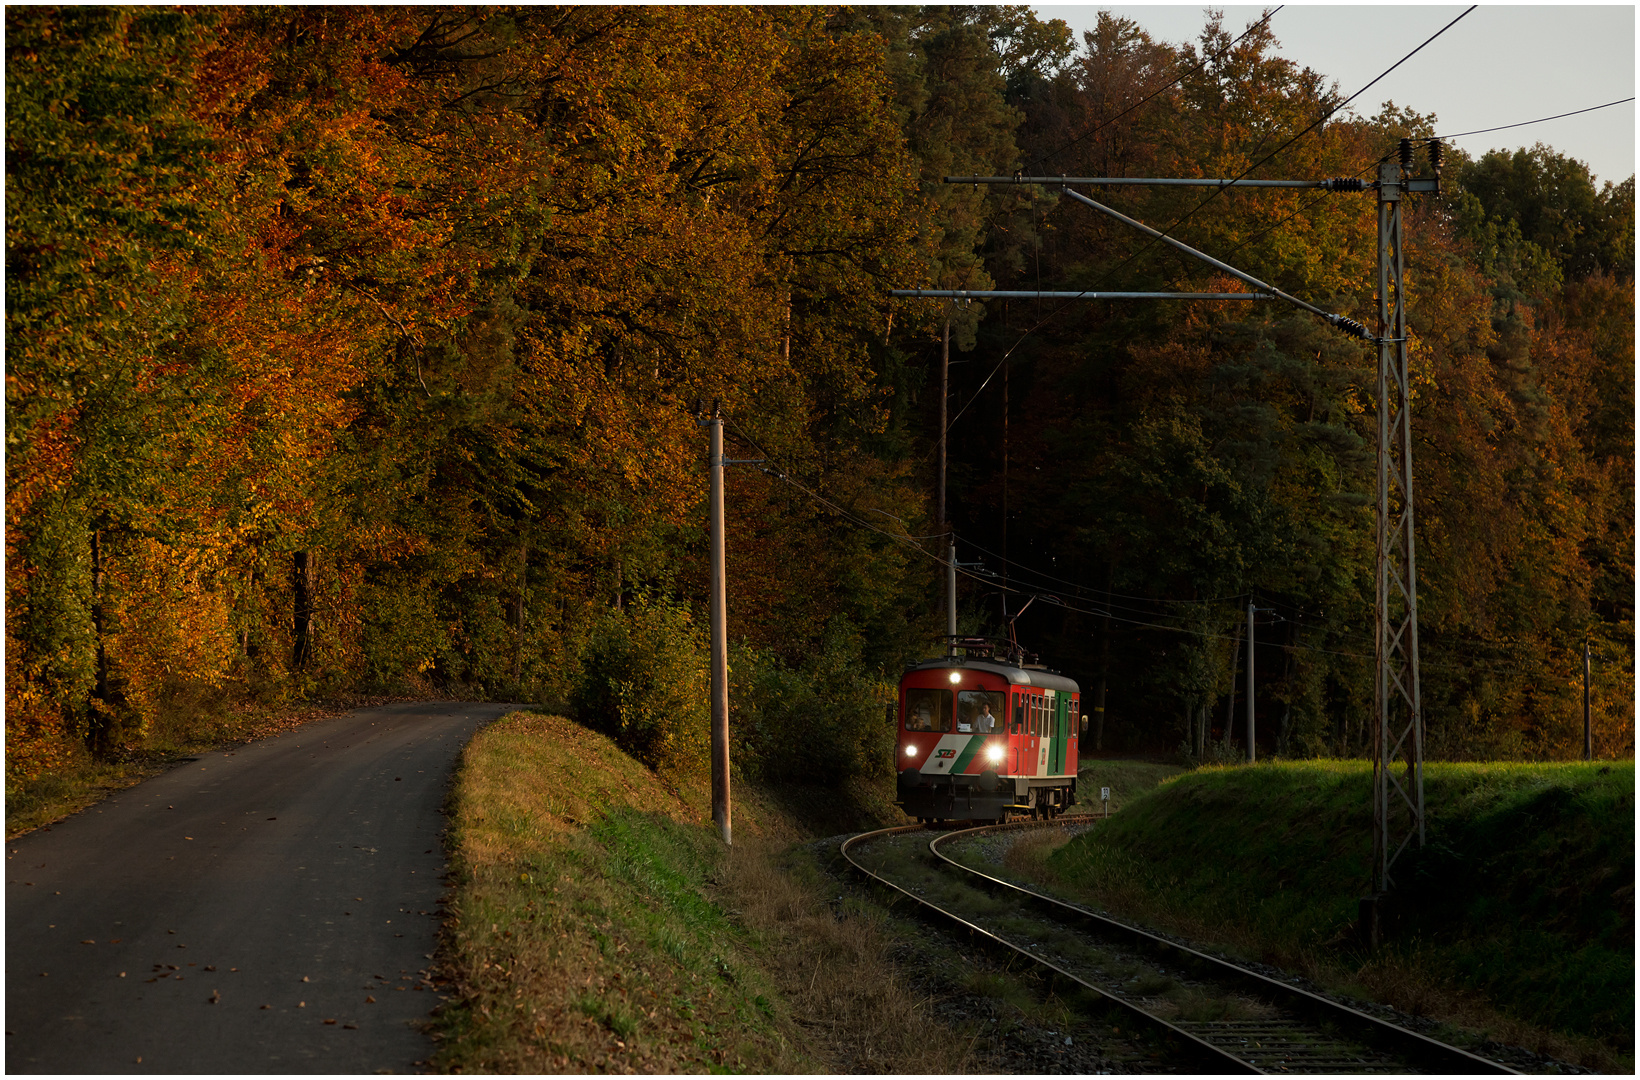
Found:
[1051,760,1633,1054]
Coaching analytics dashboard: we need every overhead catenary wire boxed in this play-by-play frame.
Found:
[933,8,1478,440]
[1218,92,1640,266]
[727,413,1555,679]
[1435,96,1636,142]
[1078,4,1477,293]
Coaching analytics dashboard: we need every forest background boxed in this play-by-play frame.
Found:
[7,5,1633,797]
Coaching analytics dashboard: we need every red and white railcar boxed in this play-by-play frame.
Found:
[895,641,1081,823]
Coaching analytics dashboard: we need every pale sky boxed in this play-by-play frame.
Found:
[1037,5,1636,186]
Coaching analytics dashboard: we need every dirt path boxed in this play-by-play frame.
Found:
[5,701,515,1074]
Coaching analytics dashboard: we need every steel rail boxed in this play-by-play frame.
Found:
[927,820,1517,1075]
[841,823,1256,1074]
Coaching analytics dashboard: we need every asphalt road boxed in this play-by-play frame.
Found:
[5,700,516,1074]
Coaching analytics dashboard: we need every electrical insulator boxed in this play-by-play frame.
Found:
[1427,138,1444,170]
[1398,138,1413,167]
[1324,177,1366,192]
[1330,315,1370,340]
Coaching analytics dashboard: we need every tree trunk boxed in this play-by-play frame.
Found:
[512,537,527,685]
[291,550,314,672]
[87,527,115,755]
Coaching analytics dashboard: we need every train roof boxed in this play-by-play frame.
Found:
[904,657,1080,694]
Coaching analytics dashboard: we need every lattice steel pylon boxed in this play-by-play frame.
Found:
[1372,151,1426,906]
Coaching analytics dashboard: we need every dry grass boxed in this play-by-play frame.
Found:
[715,837,980,1074]
[434,711,993,1073]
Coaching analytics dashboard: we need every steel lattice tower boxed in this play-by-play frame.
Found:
[1371,154,1425,904]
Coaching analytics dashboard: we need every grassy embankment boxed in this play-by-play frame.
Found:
[431,710,972,1073]
[1022,759,1633,1072]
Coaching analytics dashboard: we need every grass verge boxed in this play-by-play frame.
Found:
[431,711,980,1073]
[1041,759,1633,1072]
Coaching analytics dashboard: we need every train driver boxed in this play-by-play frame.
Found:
[976,701,997,732]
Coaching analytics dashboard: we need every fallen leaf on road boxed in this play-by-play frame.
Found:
[109,938,121,944]
[297,1001,306,1008]
[209,991,220,1004]
[261,1005,271,1010]
[81,939,95,944]
[204,965,216,971]
[324,1019,337,1025]
[344,1023,358,1030]
[365,996,376,1003]
[301,975,310,982]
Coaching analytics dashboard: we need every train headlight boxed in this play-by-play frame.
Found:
[948,671,961,684]
[905,745,918,757]
[986,744,1004,764]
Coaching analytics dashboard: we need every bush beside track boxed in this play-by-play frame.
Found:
[1047,760,1633,1071]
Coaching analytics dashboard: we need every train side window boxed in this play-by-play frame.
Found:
[904,688,951,732]
[1011,693,1022,734]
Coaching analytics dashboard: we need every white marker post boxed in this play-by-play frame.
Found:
[1100,786,1111,819]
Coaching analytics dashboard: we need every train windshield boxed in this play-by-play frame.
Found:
[957,690,1004,733]
[903,688,951,732]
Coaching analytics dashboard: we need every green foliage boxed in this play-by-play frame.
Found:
[729,627,896,787]
[5,5,1631,786]
[572,600,711,775]
[1455,144,1635,281]
[1051,761,1634,1050]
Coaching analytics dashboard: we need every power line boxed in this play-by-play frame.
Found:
[755,448,1574,680]
[1436,96,1636,142]
[937,9,1476,441]
[1105,4,1476,281]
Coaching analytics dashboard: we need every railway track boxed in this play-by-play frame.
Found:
[841,820,1519,1075]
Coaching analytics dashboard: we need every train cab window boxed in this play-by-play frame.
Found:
[904,688,951,732]
[956,690,1004,733]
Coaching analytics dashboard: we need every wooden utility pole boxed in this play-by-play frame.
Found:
[707,405,731,845]
[938,317,950,531]
[1584,640,1593,761]
[1246,599,1257,763]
